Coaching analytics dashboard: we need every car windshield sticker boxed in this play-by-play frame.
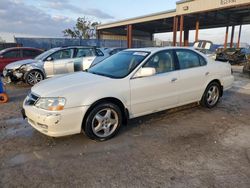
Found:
[133,52,148,56]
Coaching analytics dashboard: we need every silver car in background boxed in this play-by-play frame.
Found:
[3,46,108,85]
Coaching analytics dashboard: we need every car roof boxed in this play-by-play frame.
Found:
[124,46,195,53]
[1,47,43,51]
[60,46,95,49]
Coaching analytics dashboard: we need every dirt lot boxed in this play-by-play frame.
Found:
[1,68,250,188]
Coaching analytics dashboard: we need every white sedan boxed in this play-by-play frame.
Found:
[22,47,234,141]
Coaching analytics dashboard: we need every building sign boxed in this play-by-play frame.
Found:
[220,0,236,5]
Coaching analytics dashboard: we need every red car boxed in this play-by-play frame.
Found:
[0,47,43,72]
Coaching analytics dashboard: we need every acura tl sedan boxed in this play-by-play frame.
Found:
[22,47,234,141]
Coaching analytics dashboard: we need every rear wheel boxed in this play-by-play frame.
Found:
[201,82,221,108]
[83,103,122,141]
[25,70,44,85]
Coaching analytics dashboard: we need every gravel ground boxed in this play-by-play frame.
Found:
[0,69,250,188]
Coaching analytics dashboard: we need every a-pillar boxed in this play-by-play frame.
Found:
[179,15,184,46]
[173,16,179,46]
[237,25,242,48]
[127,25,133,48]
[184,28,189,46]
[195,16,199,42]
[224,26,229,48]
[230,25,235,48]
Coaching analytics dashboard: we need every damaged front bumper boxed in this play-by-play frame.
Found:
[3,68,24,83]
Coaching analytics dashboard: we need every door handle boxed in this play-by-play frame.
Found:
[205,72,210,76]
[171,78,178,82]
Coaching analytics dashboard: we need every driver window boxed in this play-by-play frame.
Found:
[49,49,73,60]
[143,50,175,74]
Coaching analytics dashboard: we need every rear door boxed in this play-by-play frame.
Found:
[174,49,208,105]
[73,48,96,71]
[0,49,21,71]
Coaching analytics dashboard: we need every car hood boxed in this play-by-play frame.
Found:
[31,72,111,97]
[5,59,40,70]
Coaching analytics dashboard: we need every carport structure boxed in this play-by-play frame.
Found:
[97,0,250,48]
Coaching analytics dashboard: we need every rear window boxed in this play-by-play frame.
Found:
[23,49,41,58]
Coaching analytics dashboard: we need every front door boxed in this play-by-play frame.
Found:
[44,49,74,77]
[130,50,179,118]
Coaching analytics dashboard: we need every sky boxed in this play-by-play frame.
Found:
[0,0,249,44]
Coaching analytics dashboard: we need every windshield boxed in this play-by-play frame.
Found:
[34,48,59,60]
[225,48,236,53]
[88,51,149,78]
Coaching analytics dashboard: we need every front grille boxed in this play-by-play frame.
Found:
[25,92,39,105]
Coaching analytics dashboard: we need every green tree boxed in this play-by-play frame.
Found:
[63,17,100,39]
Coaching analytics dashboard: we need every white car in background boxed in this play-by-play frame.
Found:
[22,47,234,141]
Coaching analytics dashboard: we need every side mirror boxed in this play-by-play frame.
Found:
[46,57,53,61]
[133,67,156,78]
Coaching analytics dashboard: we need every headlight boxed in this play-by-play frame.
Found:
[35,97,66,111]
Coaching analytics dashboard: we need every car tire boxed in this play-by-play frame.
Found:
[83,102,122,141]
[201,82,221,108]
[25,70,44,86]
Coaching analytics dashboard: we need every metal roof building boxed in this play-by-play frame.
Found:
[97,0,250,48]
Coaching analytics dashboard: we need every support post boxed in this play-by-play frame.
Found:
[195,17,199,42]
[224,26,229,49]
[230,25,235,48]
[179,15,184,46]
[237,25,242,48]
[127,25,133,48]
[184,28,189,47]
[173,16,178,46]
[97,30,101,40]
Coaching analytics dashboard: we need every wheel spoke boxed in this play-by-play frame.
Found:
[109,118,117,125]
[104,127,110,136]
[104,109,111,119]
[94,123,103,132]
[95,114,104,124]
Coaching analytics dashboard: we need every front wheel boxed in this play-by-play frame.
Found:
[25,70,44,86]
[83,103,122,141]
[201,82,221,108]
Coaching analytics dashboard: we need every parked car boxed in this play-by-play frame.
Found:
[216,48,250,64]
[106,48,126,56]
[22,47,234,141]
[3,46,108,85]
[195,48,216,59]
[0,47,43,73]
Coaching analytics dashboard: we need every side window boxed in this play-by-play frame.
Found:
[96,49,104,56]
[3,50,20,58]
[75,48,95,58]
[49,49,73,60]
[176,50,201,69]
[143,50,175,74]
[199,56,207,66]
[23,50,40,58]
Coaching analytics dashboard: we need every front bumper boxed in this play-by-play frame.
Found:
[23,104,89,137]
[3,69,23,83]
[222,75,234,91]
